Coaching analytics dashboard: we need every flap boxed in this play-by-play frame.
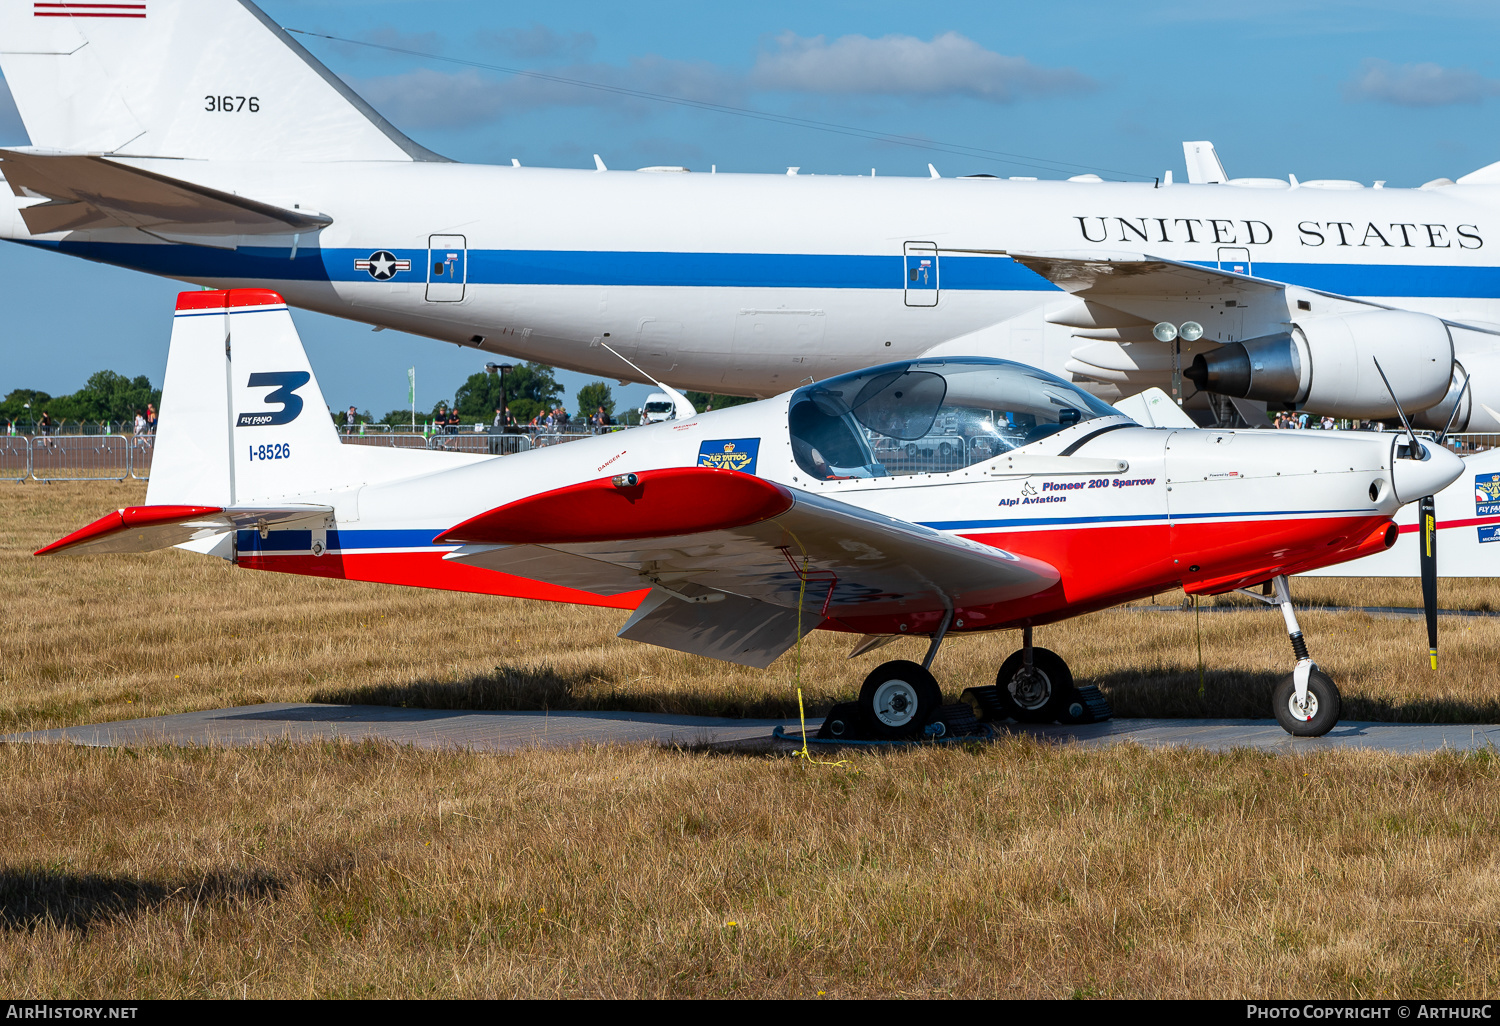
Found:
[442,470,1059,621]
[1,149,333,236]
[616,586,819,668]
[37,503,332,556]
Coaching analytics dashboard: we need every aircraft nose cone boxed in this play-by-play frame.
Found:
[1391,438,1465,504]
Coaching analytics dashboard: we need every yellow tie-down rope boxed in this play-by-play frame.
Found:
[791,552,853,770]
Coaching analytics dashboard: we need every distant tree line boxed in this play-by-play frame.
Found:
[2,371,161,428]
[3,362,763,434]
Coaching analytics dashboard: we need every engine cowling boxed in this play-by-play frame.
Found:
[1183,310,1453,418]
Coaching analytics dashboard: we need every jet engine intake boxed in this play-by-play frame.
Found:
[1184,310,1453,418]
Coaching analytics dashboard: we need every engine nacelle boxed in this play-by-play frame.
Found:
[1410,364,1473,432]
[1184,310,1453,418]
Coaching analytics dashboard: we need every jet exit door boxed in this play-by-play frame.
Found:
[1217,246,1251,277]
[426,235,467,302]
[903,242,939,307]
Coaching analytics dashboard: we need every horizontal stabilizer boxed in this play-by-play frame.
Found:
[0,149,332,236]
[37,503,331,557]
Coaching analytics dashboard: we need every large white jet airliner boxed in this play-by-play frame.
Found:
[2,0,1499,428]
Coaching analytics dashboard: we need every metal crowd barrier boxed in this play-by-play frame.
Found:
[28,433,133,482]
[0,436,29,482]
[129,435,153,479]
[530,432,594,448]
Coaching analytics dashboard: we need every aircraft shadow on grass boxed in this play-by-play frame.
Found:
[308,663,816,721]
[305,663,1500,728]
[1087,668,1500,725]
[0,868,283,933]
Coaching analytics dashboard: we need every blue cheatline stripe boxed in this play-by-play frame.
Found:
[237,528,450,553]
[236,510,1372,554]
[921,508,1371,531]
[15,238,1500,298]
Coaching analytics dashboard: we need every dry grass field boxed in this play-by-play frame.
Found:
[4,482,1500,732]
[5,482,1500,998]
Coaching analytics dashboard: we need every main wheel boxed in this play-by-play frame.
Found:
[995,647,1074,723]
[1272,668,1341,737]
[858,660,942,739]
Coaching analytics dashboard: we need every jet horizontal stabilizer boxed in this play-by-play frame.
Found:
[0,149,332,237]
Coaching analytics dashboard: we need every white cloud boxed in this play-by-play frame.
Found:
[1344,59,1500,106]
[751,31,1096,102]
[357,68,507,130]
[482,24,596,61]
[356,58,740,130]
[353,33,1088,134]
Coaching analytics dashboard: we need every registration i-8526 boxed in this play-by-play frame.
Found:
[249,443,291,461]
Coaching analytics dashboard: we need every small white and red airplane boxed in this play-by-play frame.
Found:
[37,290,1464,737]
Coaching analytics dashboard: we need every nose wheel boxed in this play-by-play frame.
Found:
[1236,575,1342,737]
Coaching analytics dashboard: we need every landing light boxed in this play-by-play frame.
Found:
[1153,322,1178,342]
[1179,321,1204,342]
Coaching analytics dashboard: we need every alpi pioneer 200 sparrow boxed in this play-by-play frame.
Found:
[38,290,1464,737]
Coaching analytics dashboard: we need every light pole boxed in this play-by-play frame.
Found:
[485,362,514,431]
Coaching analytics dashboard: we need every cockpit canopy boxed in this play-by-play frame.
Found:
[788,357,1128,480]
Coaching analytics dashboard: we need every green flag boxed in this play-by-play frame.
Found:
[407,367,416,405]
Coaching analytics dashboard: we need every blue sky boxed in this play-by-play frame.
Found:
[5,0,1500,417]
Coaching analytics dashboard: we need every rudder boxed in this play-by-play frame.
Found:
[0,0,443,161]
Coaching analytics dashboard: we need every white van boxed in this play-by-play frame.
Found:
[640,392,678,424]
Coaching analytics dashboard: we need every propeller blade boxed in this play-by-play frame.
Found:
[1372,357,1420,449]
[1420,494,1438,670]
[1437,368,1472,445]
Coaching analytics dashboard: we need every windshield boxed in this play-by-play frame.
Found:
[788,357,1127,479]
[643,402,674,414]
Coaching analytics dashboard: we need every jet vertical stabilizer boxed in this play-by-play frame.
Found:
[0,0,444,161]
[1182,141,1228,184]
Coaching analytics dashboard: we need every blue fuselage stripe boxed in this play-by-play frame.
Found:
[234,509,1371,553]
[17,239,1500,298]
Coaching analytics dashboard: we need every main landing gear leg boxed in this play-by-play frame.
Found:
[1268,575,1341,737]
[993,626,1077,723]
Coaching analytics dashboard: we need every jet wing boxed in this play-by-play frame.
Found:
[36,504,333,556]
[438,467,1059,667]
[1007,250,1285,300]
[0,149,332,237]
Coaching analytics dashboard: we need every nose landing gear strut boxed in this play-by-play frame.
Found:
[1238,575,1342,737]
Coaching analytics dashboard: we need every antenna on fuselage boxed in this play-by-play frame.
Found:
[591,338,697,421]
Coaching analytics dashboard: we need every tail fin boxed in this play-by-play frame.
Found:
[0,0,443,162]
[148,288,348,507]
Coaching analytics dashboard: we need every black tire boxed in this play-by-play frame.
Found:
[858,660,942,739]
[904,443,917,458]
[1272,668,1341,737]
[995,647,1074,723]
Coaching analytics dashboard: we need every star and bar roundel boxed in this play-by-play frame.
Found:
[354,251,412,281]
